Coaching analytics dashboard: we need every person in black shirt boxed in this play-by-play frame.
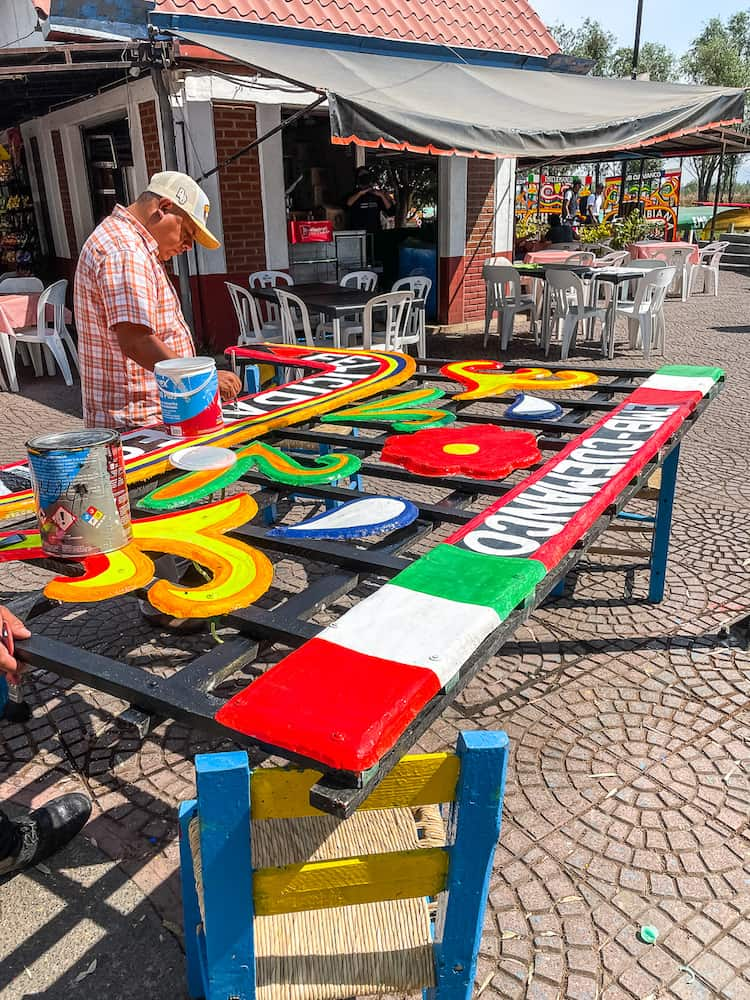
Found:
[545,214,574,244]
[346,168,395,231]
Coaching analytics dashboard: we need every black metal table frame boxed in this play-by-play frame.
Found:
[6,359,718,815]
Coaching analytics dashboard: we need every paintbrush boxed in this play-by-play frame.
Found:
[1,621,31,723]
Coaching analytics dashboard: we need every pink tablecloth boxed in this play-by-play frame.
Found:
[0,292,72,336]
[627,241,699,265]
[524,250,579,264]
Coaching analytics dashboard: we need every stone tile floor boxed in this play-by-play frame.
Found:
[1,273,750,998]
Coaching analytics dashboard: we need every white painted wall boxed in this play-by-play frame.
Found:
[0,0,46,48]
[183,72,317,108]
[438,157,468,260]
[256,103,288,270]
[173,88,227,275]
[493,157,516,253]
[20,76,158,258]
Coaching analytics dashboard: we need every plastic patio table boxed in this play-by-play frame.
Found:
[627,241,699,265]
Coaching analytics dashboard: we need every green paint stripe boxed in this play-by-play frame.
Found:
[656,365,724,382]
[391,543,547,619]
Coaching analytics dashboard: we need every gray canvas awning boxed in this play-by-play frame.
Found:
[159,24,746,161]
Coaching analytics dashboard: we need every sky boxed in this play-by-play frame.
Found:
[530,0,745,59]
[530,0,750,182]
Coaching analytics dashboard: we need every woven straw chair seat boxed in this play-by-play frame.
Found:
[188,805,444,1000]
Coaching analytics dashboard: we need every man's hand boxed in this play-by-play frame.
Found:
[217,370,241,401]
[0,605,30,677]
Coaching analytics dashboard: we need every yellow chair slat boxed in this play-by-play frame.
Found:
[252,847,449,915]
[251,753,459,820]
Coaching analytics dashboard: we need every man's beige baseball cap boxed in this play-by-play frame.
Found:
[147,171,220,250]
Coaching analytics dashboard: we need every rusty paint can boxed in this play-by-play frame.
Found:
[26,430,132,558]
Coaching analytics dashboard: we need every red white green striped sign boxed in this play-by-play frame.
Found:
[216,365,723,772]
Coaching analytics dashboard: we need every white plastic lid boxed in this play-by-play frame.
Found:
[169,446,238,471]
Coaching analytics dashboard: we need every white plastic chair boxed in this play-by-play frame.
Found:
[362,291,414,351]
[0,277,43,293]
[341,270,378,291]
[592,252,632,309]
[9,280,79,389]
[657,247,693,301]
[595,251,631,267]
[615,258,667,310]
[249,270,293,338]
[688,242,729,297]
[564,251,596,265]
[613,267,675,360]
[544,269,607,360]
[0,278,44,373]
[483,263,539,351]
[392,276,432,356]
[226,282,271,347]
[275,287,323,349]
[319,270,378,347]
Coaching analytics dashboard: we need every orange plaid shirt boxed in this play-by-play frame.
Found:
[74,205,194,429]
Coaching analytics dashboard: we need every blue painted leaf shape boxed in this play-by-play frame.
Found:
[505,393,562,421]
[268,496,419,540]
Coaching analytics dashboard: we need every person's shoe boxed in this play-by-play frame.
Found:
[0,793,92,877]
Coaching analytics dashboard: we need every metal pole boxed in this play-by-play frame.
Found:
[631,0,645,79]
[152,66,195,334]
[709,142,726,242]
[618,160,628,217]
[637,158,645,207]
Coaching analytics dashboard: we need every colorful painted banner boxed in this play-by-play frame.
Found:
[602,170,681,238]
[0,346,414,525]
[515,169,681,238]
[216,365,723,773]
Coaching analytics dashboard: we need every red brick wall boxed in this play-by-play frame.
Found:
[463,161,496,322]
[138,100,163,179]
[212,102,266,273]
[51,129,77,257]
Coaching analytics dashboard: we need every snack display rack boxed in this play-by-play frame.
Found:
[0,131,42,275]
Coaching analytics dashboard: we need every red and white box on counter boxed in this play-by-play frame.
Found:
[287,220,334,244]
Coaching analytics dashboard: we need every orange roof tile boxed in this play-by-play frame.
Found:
[156,0,559,57]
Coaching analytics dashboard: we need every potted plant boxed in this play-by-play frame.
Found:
[610,211,652,250]
[514,217,545,257]
[577,220,613,256]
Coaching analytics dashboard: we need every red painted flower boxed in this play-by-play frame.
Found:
[380,425,541,480]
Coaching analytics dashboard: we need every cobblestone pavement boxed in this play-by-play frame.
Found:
[1,274,750,998]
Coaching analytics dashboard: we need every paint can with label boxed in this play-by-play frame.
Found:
[154,357,224,438]
[26,430,132,558]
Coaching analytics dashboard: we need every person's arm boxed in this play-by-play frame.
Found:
[346,189,367,207]
[114,322,180,371]
[113,324,240,399]
[0,605,30,677]
[373,187,394,209]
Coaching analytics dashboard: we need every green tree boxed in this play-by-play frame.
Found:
[610,42,676,81]
[372,158,438,228]
[681,12,750,201]
[549,18,616,77]
[682,13,750,88]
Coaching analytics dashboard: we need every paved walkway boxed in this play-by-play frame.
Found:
[1,275,749,998]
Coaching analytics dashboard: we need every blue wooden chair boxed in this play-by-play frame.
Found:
[178,730,509,1000]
